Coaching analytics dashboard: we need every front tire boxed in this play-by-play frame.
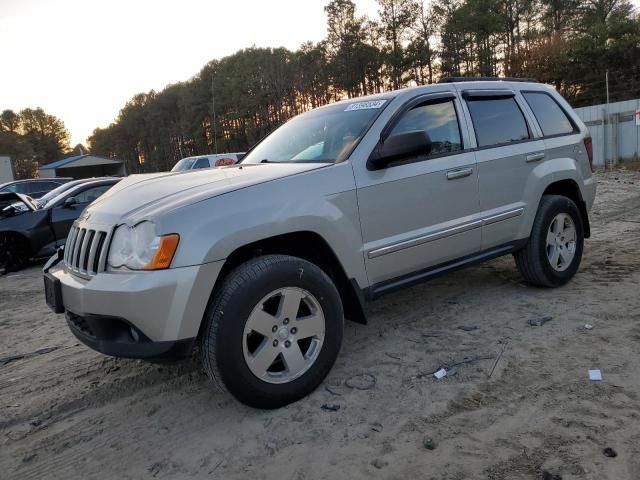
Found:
[515,195,584,287]
[200,255,344,408]
[0,233,29,273]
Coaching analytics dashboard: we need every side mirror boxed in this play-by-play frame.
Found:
[368,130,432,170]
[63,197,77,208]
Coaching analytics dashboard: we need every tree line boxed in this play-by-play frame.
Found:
[3,0,640,178]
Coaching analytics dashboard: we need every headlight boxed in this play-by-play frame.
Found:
[108,221,179,270]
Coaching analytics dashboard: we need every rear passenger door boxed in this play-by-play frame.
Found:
[461,89,545,250]
[355,92,481,287]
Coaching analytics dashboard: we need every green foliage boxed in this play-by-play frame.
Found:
[0,108,71,179]
[87,0,640,173]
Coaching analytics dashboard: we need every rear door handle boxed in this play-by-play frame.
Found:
[446,168,473,180]
[525,152,545,163]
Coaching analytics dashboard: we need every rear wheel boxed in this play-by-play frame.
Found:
[515,195,584,287]
[0,233,29,273]
[200,255,344,408]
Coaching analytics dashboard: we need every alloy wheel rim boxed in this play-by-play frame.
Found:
[546,213,577,272]
[242,287,325,384]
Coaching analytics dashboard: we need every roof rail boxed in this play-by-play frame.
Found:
[438,76,539,84]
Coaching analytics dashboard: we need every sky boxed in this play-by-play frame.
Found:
[0,0,638,147]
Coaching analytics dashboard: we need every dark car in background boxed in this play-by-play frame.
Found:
[0,177,120,272]
[0,178,73,199]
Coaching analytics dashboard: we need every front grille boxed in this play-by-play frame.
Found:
[64,224,111,276]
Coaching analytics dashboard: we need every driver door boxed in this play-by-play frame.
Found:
[354,93,481,290]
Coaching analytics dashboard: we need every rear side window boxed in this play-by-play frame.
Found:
[193,157,210,169]
[390,99,463,156]
[466,97,530,147]
[523,92,575,137]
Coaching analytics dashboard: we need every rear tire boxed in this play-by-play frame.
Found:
[0,233,29,273]
[515,195,584,287]
[200,255,344,409]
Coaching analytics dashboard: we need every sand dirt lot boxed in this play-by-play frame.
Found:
[1,170,639,480]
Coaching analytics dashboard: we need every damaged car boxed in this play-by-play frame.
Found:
[0,177,120,272]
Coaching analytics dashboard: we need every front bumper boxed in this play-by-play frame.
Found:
[46,255,224,358]
[66,311,195,359]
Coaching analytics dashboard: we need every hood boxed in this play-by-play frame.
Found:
[0,192,36,217]
[84,162,329,225]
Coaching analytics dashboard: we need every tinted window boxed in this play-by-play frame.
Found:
[523,92,575,137]
[14,182,32,194]
[29,181,59,193]
[193,157,210,169]
[74,185,111,203]
[390,99,462,156]
[466,97,530,147]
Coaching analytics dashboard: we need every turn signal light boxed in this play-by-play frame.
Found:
[145,234,180,270]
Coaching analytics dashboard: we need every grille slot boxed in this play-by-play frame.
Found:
[64,225,111,276]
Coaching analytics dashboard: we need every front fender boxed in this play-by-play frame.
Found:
[158,163,369,289]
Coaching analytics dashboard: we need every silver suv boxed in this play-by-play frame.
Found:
[44,79,596,408]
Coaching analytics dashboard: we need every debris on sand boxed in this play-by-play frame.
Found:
[457,325,478,332]
[321,403,340,412]
[603,447,617,458]
[433,368,447,379]
[325,385,342,396]
[589,369,603,381]
[345,373,376,390]
[528,316,553,327]
[423,437,436,450]
[0,346,61,367]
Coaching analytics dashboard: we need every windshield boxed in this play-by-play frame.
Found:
[171,158,197,171]
[42,183,89,209]
[241,99,390,164]
[36,181,79,207]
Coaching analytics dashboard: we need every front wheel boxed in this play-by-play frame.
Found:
[514,195,584,287]
[0,233,29,273]
[200,255,344,408]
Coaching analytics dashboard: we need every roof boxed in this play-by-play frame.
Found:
[40,154,124,170]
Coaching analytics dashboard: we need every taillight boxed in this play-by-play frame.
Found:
[583,137,593,172]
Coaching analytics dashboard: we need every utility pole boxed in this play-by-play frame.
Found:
[211,74,218,154]
[605,70,611,169]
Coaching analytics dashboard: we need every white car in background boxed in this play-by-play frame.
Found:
[171,153,245,172]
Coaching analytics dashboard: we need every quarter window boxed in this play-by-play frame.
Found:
[466,97,530,147]
[390,99,463,157]
[523,92,575,137]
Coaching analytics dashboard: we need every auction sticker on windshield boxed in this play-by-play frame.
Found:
[344,100,387,111]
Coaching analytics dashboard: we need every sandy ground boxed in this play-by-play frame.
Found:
[1,169,639,480]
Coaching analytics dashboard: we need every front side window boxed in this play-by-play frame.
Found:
[389,99,463,156]
[523,92,575,137]
[241,99,391,164]
[466,97,530,147]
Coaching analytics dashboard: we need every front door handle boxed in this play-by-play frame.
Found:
[446,168,473,180]
[525,152,545,163]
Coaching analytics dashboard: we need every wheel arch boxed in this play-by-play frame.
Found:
[541,179,590,238]
[203,231,367,333]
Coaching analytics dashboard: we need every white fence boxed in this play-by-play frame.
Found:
[574,99,640,168]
